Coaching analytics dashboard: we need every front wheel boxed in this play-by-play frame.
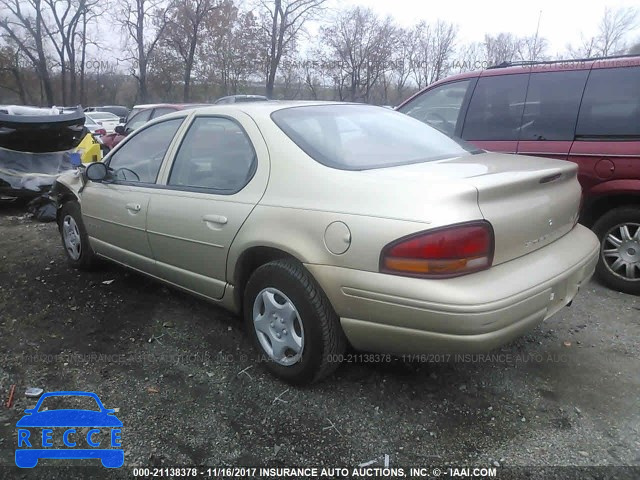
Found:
[592,207,640,295]
[243,259,347,384]
[58,201,97,270]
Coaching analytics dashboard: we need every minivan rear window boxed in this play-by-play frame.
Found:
[577,66,640,138]
[462,74,529,141]
[520,70,588,141]
[271,105,477,170]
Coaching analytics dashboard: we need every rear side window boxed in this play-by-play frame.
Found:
[520,70,588,141]
[576,66,640,138]
[168,117,256,193]
[462,74,529,141]
[398,80,471,137]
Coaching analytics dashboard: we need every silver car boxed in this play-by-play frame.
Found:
[52,102,599,384]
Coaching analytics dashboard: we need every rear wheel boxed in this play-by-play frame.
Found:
[243,259,347,384]
[592,207,640,295]
[58,201,97,270]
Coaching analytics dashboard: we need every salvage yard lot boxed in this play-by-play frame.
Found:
[0,204,639,477]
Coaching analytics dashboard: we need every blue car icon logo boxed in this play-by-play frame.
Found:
[15,391,123,468]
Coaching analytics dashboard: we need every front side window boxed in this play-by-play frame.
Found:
[462,74,529,141]
[519,70,588,141]
[272,105,478,170]
[168,117,256,193]
[576,66,640,138]
[397,80,471,136]
[108,118,184,183]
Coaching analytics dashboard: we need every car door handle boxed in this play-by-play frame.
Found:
[125,203,141,213]
[202,214,228,225]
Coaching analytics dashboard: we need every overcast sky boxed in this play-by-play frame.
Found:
[339,0,640,54]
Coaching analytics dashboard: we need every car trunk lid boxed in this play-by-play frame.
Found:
[364,152,581,265]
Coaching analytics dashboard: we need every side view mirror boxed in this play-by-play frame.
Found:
[114,125,125,134]
[85,162,108,182]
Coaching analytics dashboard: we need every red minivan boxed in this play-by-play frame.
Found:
[397,55,640,295]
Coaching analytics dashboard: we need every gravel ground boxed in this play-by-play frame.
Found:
[0,203,638,479]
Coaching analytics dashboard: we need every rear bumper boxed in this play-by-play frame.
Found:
[305,224,599,354]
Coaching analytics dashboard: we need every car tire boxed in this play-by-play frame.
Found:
[592,206,640,295]
[58,201,97,270]
[243,259,347,384]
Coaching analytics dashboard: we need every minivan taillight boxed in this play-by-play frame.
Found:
[380,221,494,278]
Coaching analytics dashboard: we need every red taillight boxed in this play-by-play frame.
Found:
[380,221,494,278]
[95,128,107,136]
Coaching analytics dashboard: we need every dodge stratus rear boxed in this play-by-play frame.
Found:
[54,103,599,383]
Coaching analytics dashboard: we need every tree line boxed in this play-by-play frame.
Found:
[0,0,638,107]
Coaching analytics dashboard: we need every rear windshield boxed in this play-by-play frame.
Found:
[271,104,477,170]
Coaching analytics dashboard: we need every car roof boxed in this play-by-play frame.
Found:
[132,103,212,109]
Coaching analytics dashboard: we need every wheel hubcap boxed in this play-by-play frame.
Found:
[601,222,640,281]
[252,288,304,366]
[62,215,82,261]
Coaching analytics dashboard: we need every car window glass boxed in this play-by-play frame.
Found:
[151,107,176,119]
[168,117,256,193]
[519,70,588,141]
[125,109,152,131]
[90,113,118,121]
[108,118,183,183]
[576,66,640,137]
[38,395,101,411]
[272,105,477,170]
[398,80,471,136]
[462,73,528,141]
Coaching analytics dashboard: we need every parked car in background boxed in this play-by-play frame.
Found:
[100,103,210,151]
[84,105,129,123]
[126,103,210,122]
[397,54,640,295]
[85,112,120,134]
[53,102,598,383]
[214,95,269,104]
[84,115,106,136]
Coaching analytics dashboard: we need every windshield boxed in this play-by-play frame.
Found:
[271,104,477,170]
[36,395,101,412]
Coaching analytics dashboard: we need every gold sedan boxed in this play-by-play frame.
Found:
[53,102,599,384]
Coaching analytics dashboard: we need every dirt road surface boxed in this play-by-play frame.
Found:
[0,204,638,479]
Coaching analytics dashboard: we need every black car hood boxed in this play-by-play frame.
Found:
[0,108,87,152]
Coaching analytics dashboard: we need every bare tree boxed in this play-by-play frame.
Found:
[257,0,327,98]
[199,2,262,98]
[411,20,457,88]
[163,0,219,101]
[321,7,397,102]
[0,44,28,103]
[567,7,638,58]
[483,32,521,66]
[517,35,549,62]
[454,41,486,72]
[118,0,174,102]
[0,0,55,105]
[629,40,640,55]
[392,26,420,98]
